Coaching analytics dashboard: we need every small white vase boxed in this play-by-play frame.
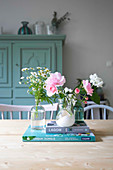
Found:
[56,99,75,127]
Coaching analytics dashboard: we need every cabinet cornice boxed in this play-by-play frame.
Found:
[0,35,66,44]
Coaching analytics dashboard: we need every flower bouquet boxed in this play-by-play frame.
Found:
[19,67,66,129]
[73,73,104,121]
[45,72,104,125]
[74,73,104,105]
[19,68,104,127]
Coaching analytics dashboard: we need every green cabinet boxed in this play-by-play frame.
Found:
[0,35,66,106]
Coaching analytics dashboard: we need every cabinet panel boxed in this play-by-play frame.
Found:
[0,89,12,98]
[13,42,56,88]
[0,43,12,108]
[0,43,11,87]
[13,42,56,104]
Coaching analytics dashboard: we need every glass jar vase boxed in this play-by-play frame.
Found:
[31,103,45,130]
[34,21,46,34]
[56,99,75,127]
[74,105,84,122]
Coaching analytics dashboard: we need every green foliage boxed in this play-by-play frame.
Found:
[90,92,100,104]
[51,11,70,28]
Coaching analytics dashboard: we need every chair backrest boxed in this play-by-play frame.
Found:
[84,104,113,120]
[0,104,33,120]
[0,103,58,120]
[42,103,58,119]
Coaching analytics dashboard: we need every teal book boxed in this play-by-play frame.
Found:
[22,125,95,142]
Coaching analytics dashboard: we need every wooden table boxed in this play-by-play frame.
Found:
[0,120,113,170]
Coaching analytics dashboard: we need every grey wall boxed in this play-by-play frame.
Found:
[0,0,113,117]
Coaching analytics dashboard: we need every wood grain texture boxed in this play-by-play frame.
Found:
[0,120,113,170]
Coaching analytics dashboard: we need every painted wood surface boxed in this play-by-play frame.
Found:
[0,120,113,170]
[0,35,66,115]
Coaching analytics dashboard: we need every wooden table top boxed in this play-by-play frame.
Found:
[0,120,113,170]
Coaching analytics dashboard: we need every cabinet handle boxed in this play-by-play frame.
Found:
[16,64,19,66]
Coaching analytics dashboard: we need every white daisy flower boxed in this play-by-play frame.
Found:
[27,90,29,93]
[32,87,36,91]
[26,76,29,80]
[43,85,46,89]
[21,68,29,72]
[30,67,35,70]
[36,67,42,69]
[64,87,73,93]
[20,76,24,79]
[29,75,33,79]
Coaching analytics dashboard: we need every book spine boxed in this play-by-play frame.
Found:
[23,136,95,142]
[46,127,65,133]
[46,127,90,134]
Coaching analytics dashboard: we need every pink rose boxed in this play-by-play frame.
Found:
[83,80,94,96]
[85,97,89,100]
[75,88,80,94]
[46,84,58,97]
[45,72,66,86]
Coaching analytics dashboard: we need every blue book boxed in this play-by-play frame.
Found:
[22,125,95,142]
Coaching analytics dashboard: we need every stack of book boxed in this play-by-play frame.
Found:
[22,121,95,142]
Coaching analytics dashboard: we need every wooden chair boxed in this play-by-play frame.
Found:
[0,103,58,120]
[84,104,113,120]
[42,103,58,119]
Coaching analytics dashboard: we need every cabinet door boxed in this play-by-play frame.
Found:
[13,42,56,106]
[0,42,12,105]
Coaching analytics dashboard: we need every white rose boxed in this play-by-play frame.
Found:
[89,73,103,87]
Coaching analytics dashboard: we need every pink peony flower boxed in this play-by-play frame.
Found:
[83,80,94,96]
[45,72,66,86]
[75,88,80,94]
[46,84,58,97]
